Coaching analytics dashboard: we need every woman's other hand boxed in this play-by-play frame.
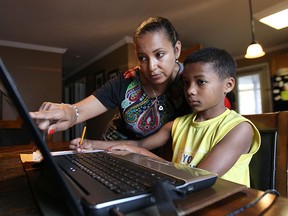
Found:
[69,138,94,153]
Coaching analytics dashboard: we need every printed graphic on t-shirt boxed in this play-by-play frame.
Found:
[176,149,207,168]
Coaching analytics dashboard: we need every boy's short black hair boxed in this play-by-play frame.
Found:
[184,47,237,79]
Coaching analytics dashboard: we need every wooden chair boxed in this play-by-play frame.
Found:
[244,111,288,197]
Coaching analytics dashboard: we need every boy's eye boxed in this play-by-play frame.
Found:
[197,80,207,86]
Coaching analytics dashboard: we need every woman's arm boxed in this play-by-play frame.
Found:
[197,121,253,176]
[74,95,108,124]
[30,95,108,133]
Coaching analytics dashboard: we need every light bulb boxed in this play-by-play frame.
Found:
[245,42,265,59]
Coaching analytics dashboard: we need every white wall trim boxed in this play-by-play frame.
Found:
[0,40,67,54]
[67,36,133,79]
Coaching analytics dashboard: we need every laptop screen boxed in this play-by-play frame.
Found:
[0,58,85,215]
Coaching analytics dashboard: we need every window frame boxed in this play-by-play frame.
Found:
[236,63,272,114]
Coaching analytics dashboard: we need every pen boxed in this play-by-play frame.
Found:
[79,126,87,145]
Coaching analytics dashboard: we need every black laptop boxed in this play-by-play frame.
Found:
[0,58,217,215]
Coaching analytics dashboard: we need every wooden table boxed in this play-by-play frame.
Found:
[1,143,288,216]
[0,143,69,215]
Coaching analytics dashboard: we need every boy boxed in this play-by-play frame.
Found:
[70,47,261,186]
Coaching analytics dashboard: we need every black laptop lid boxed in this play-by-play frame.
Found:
[0,58,84,216]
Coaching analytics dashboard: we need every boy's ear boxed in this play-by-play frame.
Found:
[224,77,235,93]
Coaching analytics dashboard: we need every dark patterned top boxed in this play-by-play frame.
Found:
[94,65,190,140]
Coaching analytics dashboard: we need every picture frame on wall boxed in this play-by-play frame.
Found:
[94,71,104,89]
[108,69,120,80]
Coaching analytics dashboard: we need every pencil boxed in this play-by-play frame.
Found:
[79,126,87,145]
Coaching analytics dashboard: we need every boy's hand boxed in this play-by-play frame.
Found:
[108,144,161,160]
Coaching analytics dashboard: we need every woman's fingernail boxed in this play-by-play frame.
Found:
[48,129,55,135]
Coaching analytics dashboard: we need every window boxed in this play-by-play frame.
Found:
[237,74,262,114]
[236,64,272,114]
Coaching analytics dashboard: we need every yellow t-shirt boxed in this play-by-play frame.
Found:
[171,109,261,186]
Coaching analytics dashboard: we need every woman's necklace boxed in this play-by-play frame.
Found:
[152,89,164,111]
[149,63,179,111]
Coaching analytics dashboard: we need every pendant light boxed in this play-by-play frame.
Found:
[245,0,265,59]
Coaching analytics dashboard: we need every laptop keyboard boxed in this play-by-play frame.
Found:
[65,152,185,195]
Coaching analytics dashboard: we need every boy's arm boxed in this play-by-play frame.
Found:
[107,121,174,160]
[197,121,253,176]
[136,121,174,149]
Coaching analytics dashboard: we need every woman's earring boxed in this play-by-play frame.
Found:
[175,59,179,63]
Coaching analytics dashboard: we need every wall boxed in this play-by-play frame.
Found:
[236,47,288,76]
[128,43,138,70]
[64,42,137,140]
[0,46,63,143]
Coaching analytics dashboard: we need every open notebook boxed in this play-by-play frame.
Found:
[0,58,217,215]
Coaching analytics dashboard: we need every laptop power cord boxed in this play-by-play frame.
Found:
[152,181,186,216]
[226,189,280,216]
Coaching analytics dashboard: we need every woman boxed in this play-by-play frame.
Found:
[30,16,190,141]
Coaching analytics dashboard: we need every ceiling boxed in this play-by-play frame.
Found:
[0,0,288,79]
